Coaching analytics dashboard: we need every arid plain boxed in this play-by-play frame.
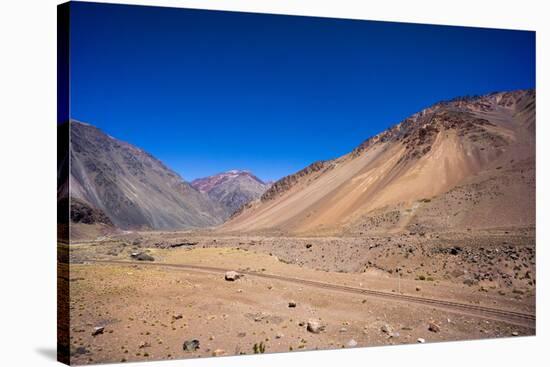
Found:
[60,90,536,364]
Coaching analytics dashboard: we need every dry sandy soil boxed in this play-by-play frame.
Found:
[63,227,535,365]
[61,90,536,364]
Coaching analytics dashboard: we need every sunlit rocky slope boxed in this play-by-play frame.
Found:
[224,90,535,235]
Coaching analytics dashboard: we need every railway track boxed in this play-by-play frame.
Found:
[90,259,535,328]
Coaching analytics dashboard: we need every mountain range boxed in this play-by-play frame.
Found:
[223,89,535,235]
[68,121,270,230]
[64,89,535,235]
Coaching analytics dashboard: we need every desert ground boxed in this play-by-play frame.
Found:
[58,90,536,364]
[62,226,535,365]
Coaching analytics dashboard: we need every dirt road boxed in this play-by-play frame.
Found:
[91,259,535,329]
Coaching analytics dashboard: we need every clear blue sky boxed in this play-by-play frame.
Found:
[69,2,535,182]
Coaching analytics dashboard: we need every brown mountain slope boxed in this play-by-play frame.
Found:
[222,90,535,235]
[69,121,225,230]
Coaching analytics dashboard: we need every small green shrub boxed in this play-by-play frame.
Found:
[253,342,266,354]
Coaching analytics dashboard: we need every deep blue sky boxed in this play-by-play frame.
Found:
[69,2,535,181]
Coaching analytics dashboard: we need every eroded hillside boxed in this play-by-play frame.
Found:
[223,90,535,235]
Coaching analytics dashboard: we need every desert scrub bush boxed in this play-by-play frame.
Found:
[417,275,426,281]
[253,342,266,354]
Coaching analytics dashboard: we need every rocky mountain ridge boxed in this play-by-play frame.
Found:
[223,89,535,235]
[68,121,225,230]
[191,170,271,218]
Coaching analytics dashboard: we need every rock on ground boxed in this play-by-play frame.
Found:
[380,324,393,334]
[224,271,241,281]
[183,339,200,352]
[428,322,441,333]
[92,326,104,336]
[213,349,225,356]
[307,319,325,333]
[131,252,155,261]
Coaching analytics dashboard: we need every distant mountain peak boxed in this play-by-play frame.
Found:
[70,119,91,126]
[192,170,266,193]
[191,170,270,217]
[227,169,249,174]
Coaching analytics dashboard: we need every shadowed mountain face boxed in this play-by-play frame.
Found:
[224,90,535,235]
[191,170,271,218]
[69,121,225,230]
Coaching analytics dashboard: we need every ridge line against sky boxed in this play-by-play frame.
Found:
[69,2,535,182]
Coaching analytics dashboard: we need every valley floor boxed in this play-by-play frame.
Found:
[63,228,535,364]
